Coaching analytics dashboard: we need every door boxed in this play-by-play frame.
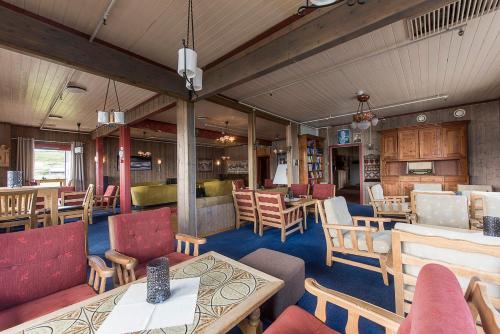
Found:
[442,124,467,158]
[398,129,419,160]
[419,126,442,159]
[257,156,270,187]
[381,131,398,160]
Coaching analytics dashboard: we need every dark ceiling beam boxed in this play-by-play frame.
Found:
[133,119,272,146]
[0,2,188,100]
[198,0,452,99]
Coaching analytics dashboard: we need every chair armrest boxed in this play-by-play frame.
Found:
[323,223,377,232]
[175,233,207,257]
[352,216,391,230]
[88,255,114,294]
[105,250,138,270]
[283,206,301,214]
[470,218,483,230]
[408,213,417,224]
[385,196,408,200]
[305,278,403,332]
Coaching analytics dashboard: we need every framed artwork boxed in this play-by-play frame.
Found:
[226,160,248,174]
[337,128,350,145]
[198,159,213,172]
[353,132,362,144]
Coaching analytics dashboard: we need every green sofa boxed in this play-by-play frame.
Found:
[203,180,233,197]
[131,184,177,207]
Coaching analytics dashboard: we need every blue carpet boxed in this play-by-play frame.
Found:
[88,203,395,334]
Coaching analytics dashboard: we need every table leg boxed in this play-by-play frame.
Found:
[239,308,262,334]
[49,189,59,226]
[302,205,307,230]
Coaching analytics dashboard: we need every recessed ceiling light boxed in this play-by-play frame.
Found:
[66,83,87,94]
[48,115,63,120]
[454,109,466,118]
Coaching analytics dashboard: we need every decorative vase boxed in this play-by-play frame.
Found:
[146,257,171,304]
[483,216,500,237]
[7,171,23,188]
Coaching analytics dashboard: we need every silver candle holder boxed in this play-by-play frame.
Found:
[146,257,171,304]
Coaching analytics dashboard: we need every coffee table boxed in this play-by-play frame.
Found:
[286,197,318,229]
[7,252,284,334]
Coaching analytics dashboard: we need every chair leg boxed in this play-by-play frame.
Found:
[236,217,241,230]
[326,250,333,267]
[380,255,389,286]
[299,220,304,234]
[259,221,263,236]
[315,207,318,224]
[253,220,257,234]
[281,227,286,243]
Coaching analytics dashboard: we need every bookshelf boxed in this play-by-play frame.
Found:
[299,134,325,185]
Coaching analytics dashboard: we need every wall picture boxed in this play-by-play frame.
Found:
[337,129,350,145]
[353,132,362,144]
[226,160,248,174]
[198,159,213,172]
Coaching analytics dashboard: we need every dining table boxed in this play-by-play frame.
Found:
[0,185,59,226]
[6,251,284,334]
[285,197,318,229]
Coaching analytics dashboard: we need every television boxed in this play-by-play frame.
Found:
[117,155,152,171]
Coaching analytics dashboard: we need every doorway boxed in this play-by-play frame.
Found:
[330,144,363,203]
[257,156,270,186]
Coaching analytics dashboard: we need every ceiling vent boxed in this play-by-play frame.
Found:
[407,0,499,40]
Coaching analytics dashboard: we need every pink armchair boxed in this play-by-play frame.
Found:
[291,184,309,197]
[0,222,113,331]
[105,207,206,285]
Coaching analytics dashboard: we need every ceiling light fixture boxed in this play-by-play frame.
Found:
[48,115,63,120]
[65,83,87,94]
[351,91,378,130]
[298,0,364,15]
[216,121,236,145]
[97,79,126,126]
[178,0,202,98]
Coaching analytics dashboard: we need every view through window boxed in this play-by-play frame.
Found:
[34,149,71,180]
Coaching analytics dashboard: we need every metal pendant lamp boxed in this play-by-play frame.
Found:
[97,79,125,126]
[178,0,202,95]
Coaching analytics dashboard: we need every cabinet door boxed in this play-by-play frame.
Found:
[381,131,398,160]
[381,178,400,196]
[419,127,442,159]
[442,125,467,158]
[399,176,420,197]
[444,176,468,192]
[398,129,419,160]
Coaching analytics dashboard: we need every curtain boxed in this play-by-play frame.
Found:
[71,142,85,191]
[16,137,34,185]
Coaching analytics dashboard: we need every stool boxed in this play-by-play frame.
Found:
[240,248,305,320]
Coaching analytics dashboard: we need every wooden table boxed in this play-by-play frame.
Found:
[286,197,318,229]
[7,251,284,334]
[0,185,59,226]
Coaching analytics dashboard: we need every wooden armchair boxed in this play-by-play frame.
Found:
[233,190,258,232]
[105,207,206,285]
[58,185,94,225]
[94,185,119,214]
[0,189,37,231]
[318,196,391,285]
[368,184,410,223]
[264,264,499,334]
[255,192,304,242]
[231,179,245,191]
[307,183,335,224]
[470,191,500,228]
[409,190,455,213]
[290,183,309,198]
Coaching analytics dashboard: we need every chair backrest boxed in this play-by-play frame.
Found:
[255,192,285,223]
[264,179,276,189]
[470,191,500,220]
[484,195,500,218]
[108,207,175,263]
[61,191,86,206]
[233,190,257,221]
[458,184,493,201]
[414,193,469,228]
[83,184,95,217]
[103,185,119,197]
[58,186,75,198]
[0,189,37,223]
[0,221,87,311]
[312,184,336,200]
[232,179,245,191]
[413,183,442,191]
[291,184,309,197]
[323,197,353,227]
[392,223,500,315]
[369,184,385,201]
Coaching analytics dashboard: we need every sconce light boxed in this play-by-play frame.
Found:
[94,156,98,163]
[216,159,221,166]
[157,158,162,165]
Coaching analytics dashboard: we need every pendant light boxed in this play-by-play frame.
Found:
[74,123,83,154]
[112,80,125,124]
[298,0,365,15]
[351,91,379,130]
[97,79,126,125]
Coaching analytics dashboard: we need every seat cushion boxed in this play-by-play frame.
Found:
[0,284,95,331]
[332,230,392,254]
[134,252,193,279]
[58,205,83,212]
[312,184,335,200]
[291,184,309,197]
[264,305,339,334]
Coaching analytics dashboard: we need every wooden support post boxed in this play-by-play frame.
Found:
[177,100,197,236]
[248,110,257,190]
[286,123,299,186]
[95,137,104,196]
[119,126,131,214]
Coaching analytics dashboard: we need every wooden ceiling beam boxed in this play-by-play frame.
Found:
[198,0,451,99]
[0,2,188,100]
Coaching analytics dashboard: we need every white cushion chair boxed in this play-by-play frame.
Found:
[368,184,410,223]
[470,191,500,227]
[413,183,442,191]
[457,184,493,203]
[318,196,392,285]
[410,193,471,229]
[392,223,500,315]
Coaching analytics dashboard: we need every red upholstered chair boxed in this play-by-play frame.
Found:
[232,179,246,191]
[291,184,309,198]
[255,192,304,242]
[105,207,206,285]
[0,222,113,331]
[264,178,276,189]
[58,186,75,198]
[265,264,496,334]
[308,183,336,224]
[233,190,258,232]
[94,185,120,214]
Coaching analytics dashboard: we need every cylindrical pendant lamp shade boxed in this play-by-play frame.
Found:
[97,110,109,124]
[186,67,203,91]
[177,48,197,79]
[113,111,125,124]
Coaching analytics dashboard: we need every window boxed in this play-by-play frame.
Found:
[34,148,71,181]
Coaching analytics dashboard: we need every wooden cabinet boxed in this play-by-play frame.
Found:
[381,130,398,160]
[299,134,324,185]
[398,129,419,160]
[399,176,421,197]
[381,177,400,196]
[442,124,467,158]
[419,126,442,159]
[444,176,468,192]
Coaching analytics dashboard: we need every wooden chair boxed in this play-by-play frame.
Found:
[307,183,336,224]
[391,223,500,316]
[94,185,120,214]
[264,264,499,334]
[231,179,245,191]
[233,190,258,232]
[105,207,206,286]
[318,196,392,285]
[0,189,37,231]
[35,196,50,227]
[470,191,500,228]
[255,192,304,242]
[368,184,410,223]
[264,178,276,189]
[58,184,94,225]
[290,183,309,197]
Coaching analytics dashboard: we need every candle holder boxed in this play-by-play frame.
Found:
[146,257,171,304]
[483,216,500,237]
[7,171,23,188]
